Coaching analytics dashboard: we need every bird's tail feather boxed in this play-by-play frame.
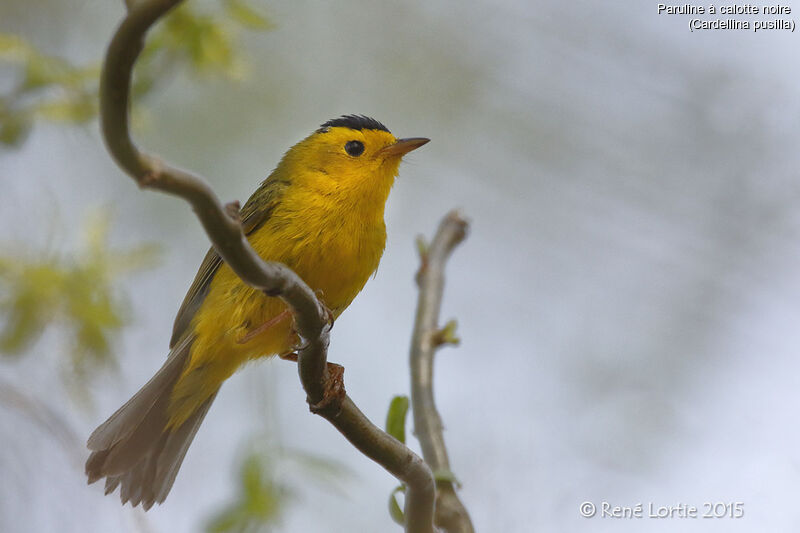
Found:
[85,334,218,509]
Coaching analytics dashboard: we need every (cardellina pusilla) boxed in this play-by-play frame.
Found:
[85,115,429,509]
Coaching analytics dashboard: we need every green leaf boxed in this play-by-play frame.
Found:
[385,395,409,444]
[160,8,231,70]
[35,95,97,123]
[415,235,429,258]
[435,319,460,347]
[241,454,264,497]
[24,57,70,90]
[0,113,32,146]
[0,262,63,354]
[0,212,159,386]
[0,32,32,62]
[388,485,406,525]
[207,507,248,533]
[1,1,272,151]
[433,469,462,488]
[225,0,274,30]
[206,452,284,532]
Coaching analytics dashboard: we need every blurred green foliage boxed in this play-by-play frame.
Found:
[0,212,159,384]
[208,454,286,533]
[0,0,272,146]
[207,447,351,532]
[0,32,98,144]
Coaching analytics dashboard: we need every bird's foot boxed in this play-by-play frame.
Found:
[308,362,345,416]
[278,352,345,416]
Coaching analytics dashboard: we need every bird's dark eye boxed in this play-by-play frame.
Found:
[345,140,365,157]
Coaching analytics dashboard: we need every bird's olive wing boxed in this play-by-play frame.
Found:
[169,178,288,348]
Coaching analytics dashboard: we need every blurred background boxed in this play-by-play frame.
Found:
[2,1,800,531]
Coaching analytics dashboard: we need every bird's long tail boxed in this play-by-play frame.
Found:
[85,333,218,510]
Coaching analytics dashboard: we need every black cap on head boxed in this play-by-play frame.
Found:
[318,115,390,134]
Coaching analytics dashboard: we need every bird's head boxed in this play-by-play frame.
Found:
[279,115,428,203]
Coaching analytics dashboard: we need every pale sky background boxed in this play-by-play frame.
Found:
[2,1,800,532]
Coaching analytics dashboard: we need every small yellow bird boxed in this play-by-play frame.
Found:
[86,115,428,509]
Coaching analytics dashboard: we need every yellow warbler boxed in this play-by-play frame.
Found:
[86,115,428,509]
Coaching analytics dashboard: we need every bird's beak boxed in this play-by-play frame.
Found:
[378,137,430,157]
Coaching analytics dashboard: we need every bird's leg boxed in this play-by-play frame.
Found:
[236,309,292,344]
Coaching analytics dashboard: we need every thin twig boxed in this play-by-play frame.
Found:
[410,211,474,533]
[100,1,435,531]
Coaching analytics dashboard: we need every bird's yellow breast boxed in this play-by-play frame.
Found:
[168,182,387,427]
[247,184,388,316]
